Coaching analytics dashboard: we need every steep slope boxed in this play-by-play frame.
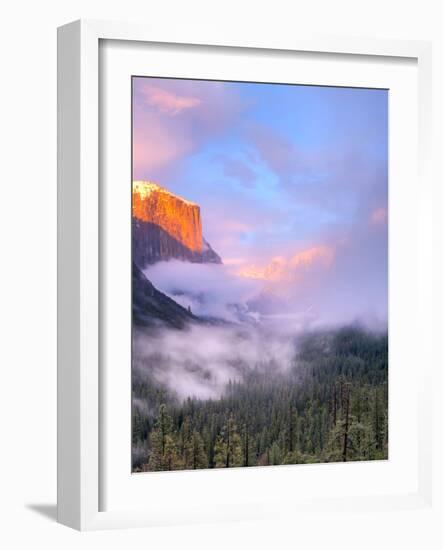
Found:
[132,181,221,266]
[202,238,221,264]
[132,262,198,329]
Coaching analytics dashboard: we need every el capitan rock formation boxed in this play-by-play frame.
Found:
[132,181,221,267]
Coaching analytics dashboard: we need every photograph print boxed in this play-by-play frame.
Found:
[131,76,388,472]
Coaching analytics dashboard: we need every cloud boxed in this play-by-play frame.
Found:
[245,120,388,227]
[140,84,202,115]
[144,261,262,322]
[132,78,245,180]
[132,114,192,173]
[133,323,295,400]
[143,225,386,333]
[216,155,257,188]
[247,123,302,180]
[238,245,335,282]
[254,227,388,330]
[370,207,388,226]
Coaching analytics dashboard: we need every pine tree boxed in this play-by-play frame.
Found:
[181,415,193,468]
[149,404,181,471]
[342,382,351,461]
[213,435,226,468]
[188,430,208,469]
[283,449,309,465]
[285,403,298,454]
[348,421,377,460]
[213,414,242,468]
[269,441,282,465]
[373,386,384,451]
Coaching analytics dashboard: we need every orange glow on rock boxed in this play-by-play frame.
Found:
[132,181,203,253]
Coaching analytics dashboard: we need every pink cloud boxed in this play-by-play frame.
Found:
[133,113,191,174]
[140,84,201,115]
[133,78,244,179]
[370,207,387,226]
[238,245,335,282]
[289,245,334,269]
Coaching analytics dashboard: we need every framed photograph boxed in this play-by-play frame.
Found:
[57,20,434,530]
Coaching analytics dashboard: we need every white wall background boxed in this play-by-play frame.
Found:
[0,0,442,548]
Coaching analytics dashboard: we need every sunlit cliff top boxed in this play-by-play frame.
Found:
[133,180,197,207]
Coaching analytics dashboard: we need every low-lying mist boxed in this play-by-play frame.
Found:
[144,254,387,332]
[144,261,261,323]
[133,323,296,400]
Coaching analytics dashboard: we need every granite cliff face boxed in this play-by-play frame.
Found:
[132,181,221,267]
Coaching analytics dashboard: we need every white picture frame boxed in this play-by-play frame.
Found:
[57,19,434,531]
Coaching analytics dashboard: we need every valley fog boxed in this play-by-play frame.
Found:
[136,258,387,402]
[133,323,296,401]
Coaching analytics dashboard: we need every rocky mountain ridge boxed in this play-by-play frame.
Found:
[132,262,198,328]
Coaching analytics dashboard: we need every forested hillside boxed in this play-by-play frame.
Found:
[132,326,388,471]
